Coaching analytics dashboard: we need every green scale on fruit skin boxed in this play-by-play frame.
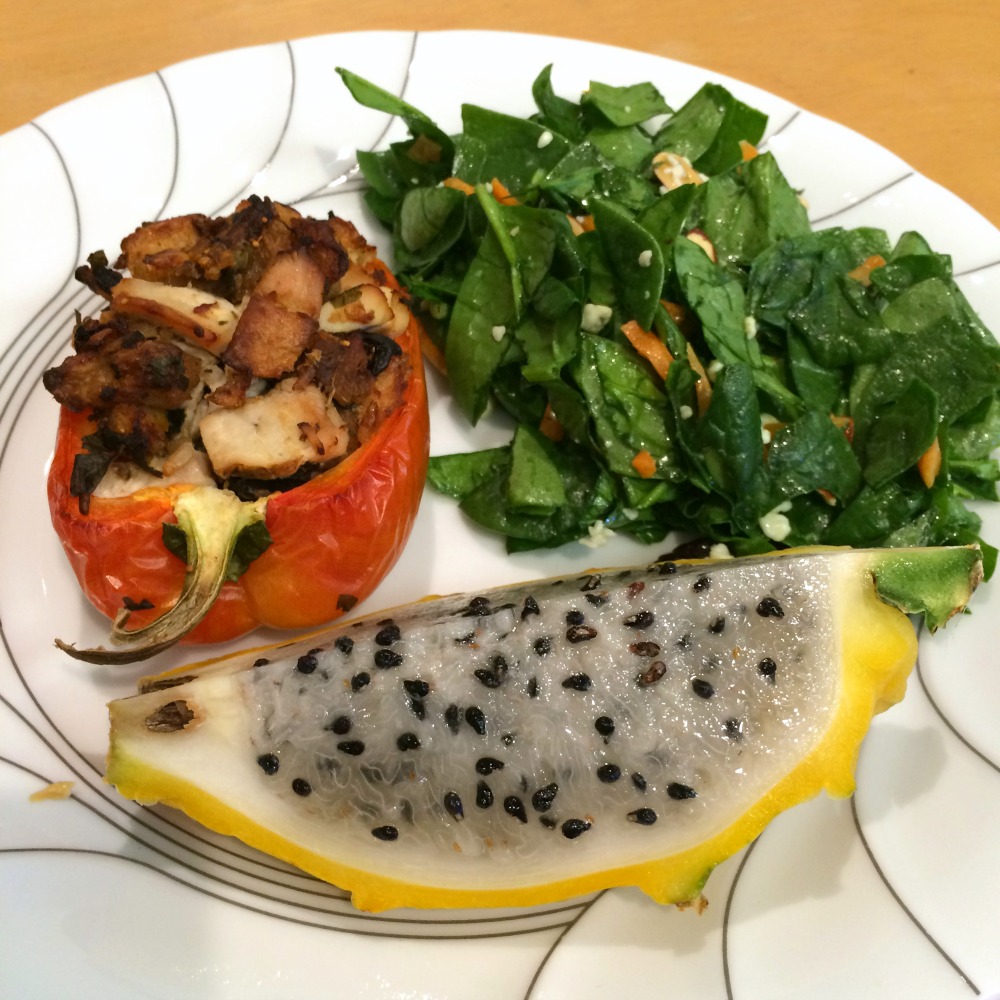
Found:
[110,545,982,906]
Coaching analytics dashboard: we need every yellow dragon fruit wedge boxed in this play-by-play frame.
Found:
[105,545,982,912]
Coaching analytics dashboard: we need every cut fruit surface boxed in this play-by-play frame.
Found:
[105,546,982,912]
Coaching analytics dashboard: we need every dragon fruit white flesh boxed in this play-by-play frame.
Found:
[106,545,982,911]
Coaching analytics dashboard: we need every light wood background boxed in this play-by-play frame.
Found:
[3,0,998,228]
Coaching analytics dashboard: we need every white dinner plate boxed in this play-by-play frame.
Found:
[1,29,999,1000]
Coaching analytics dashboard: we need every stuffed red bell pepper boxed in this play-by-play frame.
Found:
[43,196,429,663]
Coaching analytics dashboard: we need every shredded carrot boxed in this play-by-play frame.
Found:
[419,329,448,375]
[817,488,838,506]
[739,140,759,161]
[847,254,887,286]
[443,176,476,196]
[539,403,565,442]
[662,301,687,327]
[632,449,657,478]
[830,414,855,444]
[917,437,942,488]
[566,214,594,235]
[621,320,674,380]
[489,178,519,206]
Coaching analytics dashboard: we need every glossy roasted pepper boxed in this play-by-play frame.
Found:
[47,223,429,663]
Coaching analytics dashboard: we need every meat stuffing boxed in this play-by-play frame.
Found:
[42,196,413,506]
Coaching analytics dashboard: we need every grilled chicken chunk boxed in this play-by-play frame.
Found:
[42,197,413,506]
[199,381,349,480]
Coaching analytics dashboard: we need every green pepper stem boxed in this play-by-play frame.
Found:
[56,487,269,664]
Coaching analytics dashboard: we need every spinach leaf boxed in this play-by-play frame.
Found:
[861,378,939,489]
[395,185,468,270]
[571,333,678,480]
[768,409,862,504]
[653,83,766,175]
[445,223,519,422]
[823,480,928,547]
[694,152,811,266]
[426,447,509,500]
[695,362,771,533]
[531,64,585,141]
[433,437,617,550]
[461,105,570,192]
[582,80,672,127]
[508,425,567,513]
[749,227,894,368]
[342,66,1000,562]
[674,237,801,414]
[591,199,664,330]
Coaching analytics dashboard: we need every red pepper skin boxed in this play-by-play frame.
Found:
[47,266,429,645]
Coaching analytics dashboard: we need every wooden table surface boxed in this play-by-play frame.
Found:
[3,0,998,229]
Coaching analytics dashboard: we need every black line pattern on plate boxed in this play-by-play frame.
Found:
[522,890,606,999]
[296,32,421,207]
[915,636,1000,774]
[0,842,577,943]
[0,123,81,410]
[848,632,980,994]
[758,109,800,147]
[807,171,915,226]
[955,258,1000,279]
[721,837,759,1000]
[154,70,181,218]
[208,41,296,215]
[850,795,979,993]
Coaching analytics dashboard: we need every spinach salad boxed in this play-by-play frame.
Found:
[337,67,1000,574]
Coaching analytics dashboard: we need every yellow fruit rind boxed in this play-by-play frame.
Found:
[107,550,921,912]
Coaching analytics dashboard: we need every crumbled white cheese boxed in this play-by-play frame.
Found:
[744,315,758,339]
[709,543,734,560]
[707,359,724,379]
[760,412,778,445]
[580,520,616,548]
[759,501,793,542]
[638,249,653,268]
[510,226,520,238]
[491,325,507,342]
[537,130,554,149]
[679,404,694,420]
[622,507,639,520]
[581,302,613,333]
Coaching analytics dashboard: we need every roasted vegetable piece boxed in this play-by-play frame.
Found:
[45,198,429,661]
